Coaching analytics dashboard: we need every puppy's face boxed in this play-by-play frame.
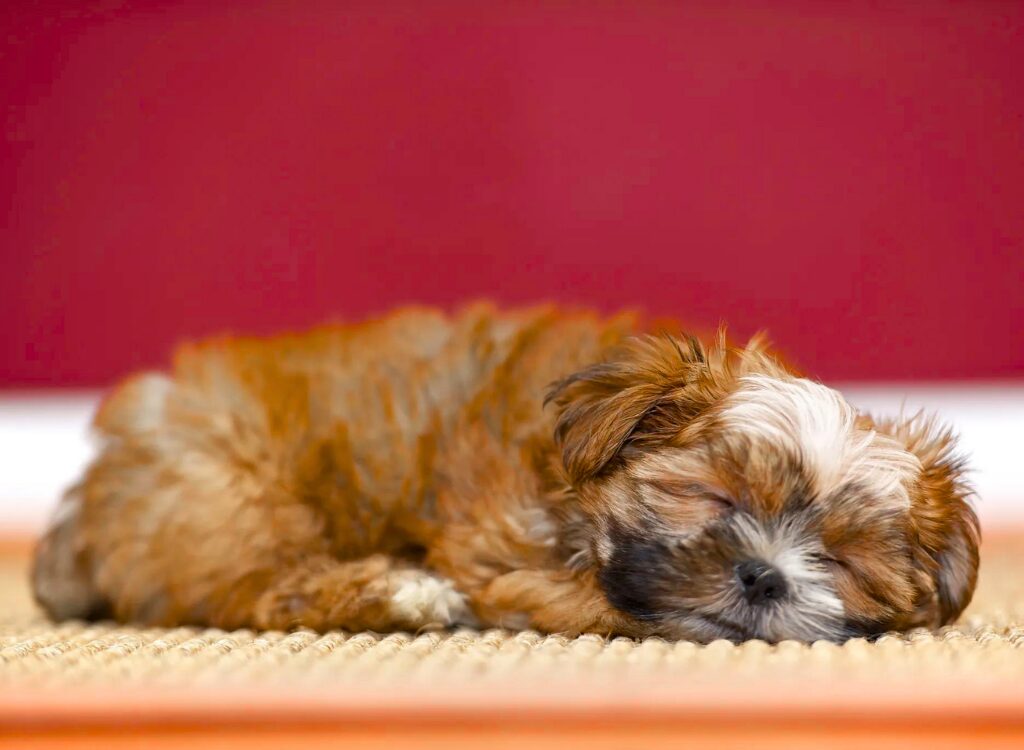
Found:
[548,335,979,643]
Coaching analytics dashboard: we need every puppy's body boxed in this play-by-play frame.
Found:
[33,305,979,642]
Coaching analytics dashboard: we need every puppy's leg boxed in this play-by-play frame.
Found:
[423,424,641,636]
[30,372,459,633]
[253,554,474,632]
[34,368,480,633]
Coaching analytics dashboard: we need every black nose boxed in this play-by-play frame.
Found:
[735,560,788,605]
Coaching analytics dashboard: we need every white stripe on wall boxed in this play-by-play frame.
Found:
[1,385,1021,534]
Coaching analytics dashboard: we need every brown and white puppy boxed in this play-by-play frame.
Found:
[32,305,980,642]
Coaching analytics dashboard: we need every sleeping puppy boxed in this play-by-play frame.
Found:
[32,305,979,642]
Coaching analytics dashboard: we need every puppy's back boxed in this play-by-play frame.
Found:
[30,304,635,627]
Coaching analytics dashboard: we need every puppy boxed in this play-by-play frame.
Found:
[32,305,979,642]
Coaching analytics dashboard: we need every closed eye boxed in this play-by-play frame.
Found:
[811,553,847,570]
[707,494,736,513]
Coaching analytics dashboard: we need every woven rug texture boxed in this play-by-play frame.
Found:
[2,539,1023,690]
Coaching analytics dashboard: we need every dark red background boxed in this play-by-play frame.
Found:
[3,1,1023,387]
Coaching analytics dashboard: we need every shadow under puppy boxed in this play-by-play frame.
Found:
[33,305,979,642]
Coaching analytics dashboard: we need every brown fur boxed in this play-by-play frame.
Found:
[31,305,980,641]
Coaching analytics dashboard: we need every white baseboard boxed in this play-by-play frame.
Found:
[1,385,1021,534]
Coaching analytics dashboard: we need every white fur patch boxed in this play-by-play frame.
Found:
[722,375,919,508]
[389,573,473,627]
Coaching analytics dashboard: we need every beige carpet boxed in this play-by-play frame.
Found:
[2,540,1023,691]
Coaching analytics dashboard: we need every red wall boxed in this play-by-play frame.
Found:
[3,1,1023,386]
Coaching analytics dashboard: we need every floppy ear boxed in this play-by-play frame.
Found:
[545,335,713,484]
[881,415,980,624]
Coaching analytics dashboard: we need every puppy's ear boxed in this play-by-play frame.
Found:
[881,415,980,624]
[545,335,715,483]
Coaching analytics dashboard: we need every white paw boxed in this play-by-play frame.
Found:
[389,573,474,628]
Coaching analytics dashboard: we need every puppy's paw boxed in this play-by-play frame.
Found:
[388,572,475,629]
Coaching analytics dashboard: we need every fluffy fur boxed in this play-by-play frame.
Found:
[32,304,980,642]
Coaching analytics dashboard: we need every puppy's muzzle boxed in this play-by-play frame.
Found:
[735,560,788,605]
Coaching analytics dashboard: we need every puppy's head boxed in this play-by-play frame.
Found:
[547,334,979,643]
